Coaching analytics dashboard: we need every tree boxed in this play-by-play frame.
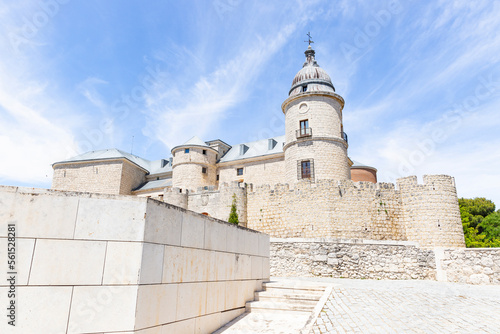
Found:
[478,211,500,245]
[459,197,499,248]
[228,193,239,225]
[458,197,495,230]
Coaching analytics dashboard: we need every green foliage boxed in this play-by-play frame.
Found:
[228,193,239,225]
[458,197,495,229]
[459,197,500,248]
[478,212,500,243]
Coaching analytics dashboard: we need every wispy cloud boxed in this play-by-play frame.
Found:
[140,2,320,150]
[0,3,81,185]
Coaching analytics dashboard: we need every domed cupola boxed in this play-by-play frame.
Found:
[289,45,335,96]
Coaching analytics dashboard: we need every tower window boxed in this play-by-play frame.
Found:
[202,149,207,155]
[302,85,307,92]
[184,148,190,153]
[297,119,311,137]
[298,159,314,180]
[202,167,207,174]
[237,168,243,176]
[216,174,220,181]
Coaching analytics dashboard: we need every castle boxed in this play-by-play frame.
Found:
[52,45,466,248]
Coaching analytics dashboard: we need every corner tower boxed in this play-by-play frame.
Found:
[171,136,218,191]
[282,45,349,184]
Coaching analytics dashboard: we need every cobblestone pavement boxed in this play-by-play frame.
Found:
[307,278,500,334]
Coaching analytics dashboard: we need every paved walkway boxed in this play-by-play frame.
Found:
[308,278,500,334]
[217,278,500,333]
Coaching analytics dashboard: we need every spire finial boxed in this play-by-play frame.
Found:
[304,32,314,46]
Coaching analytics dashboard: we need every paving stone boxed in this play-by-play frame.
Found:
[310,278,500,333]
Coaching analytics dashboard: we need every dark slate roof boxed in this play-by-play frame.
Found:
[219,135,285,163]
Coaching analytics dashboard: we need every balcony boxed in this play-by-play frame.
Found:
[296,127,312,139]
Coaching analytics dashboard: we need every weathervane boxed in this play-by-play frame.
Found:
[305,32,314,46]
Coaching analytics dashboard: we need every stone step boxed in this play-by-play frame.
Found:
[255,295,320,307]
[255,290,322,302]
[263,281,328,293]
[245,300,316,313]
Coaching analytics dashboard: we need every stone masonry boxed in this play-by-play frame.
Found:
[271,238,436,280]
[53,160,146,195]
[247,175,465,248]
[271,238,500,285]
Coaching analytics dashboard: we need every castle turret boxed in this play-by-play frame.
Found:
[282,45,349,184]
[171,136,218,191]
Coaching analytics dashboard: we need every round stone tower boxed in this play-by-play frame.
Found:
[171,136,218,191]
[282,45,349,184]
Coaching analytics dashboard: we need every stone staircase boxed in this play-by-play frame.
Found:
[245,281,326,314]
[213,280,331,333]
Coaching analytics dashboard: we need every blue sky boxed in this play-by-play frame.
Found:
[1,1,499,205]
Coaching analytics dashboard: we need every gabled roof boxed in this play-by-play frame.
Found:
[219,135,285,163]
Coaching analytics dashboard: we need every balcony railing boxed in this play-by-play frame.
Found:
[342,131,348,144]
[296,127,312,139]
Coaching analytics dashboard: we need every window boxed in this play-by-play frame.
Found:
[237,168,243,176]
[216,175,220,181]
[302,85,307,92]
[184,148,190,153]
[300,119,309,131]
[297,159,314,180]
[202,167,207,174]
[297,119,311,137]
[202,149,207,155]
[301,161,311,178]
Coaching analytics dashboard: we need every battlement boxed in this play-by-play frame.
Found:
[397,174,456,189]
[246,174,465,248]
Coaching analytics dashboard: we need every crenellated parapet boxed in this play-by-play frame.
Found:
[397,175,465,248]
[246,175,465,248]
[163,187,189,209]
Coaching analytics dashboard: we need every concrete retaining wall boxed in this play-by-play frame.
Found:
[0,186,269,333]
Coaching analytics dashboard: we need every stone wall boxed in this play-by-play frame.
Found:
[172,146,218,191]
[163,186,189,209]
[247,175,465,248]
[187,182,247,226]
[52,160,137,194]
[0,186,269,333]
[437,248,500,285]
[271,239,500,285]
[282,94,349,184]
[398,175,465,248]
[119,160,147,195]
[248,179,406,241]
[271,238,436,280]
[217,156,285,187]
